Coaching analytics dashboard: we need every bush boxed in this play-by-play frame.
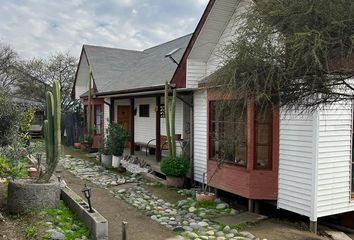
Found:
[107,123,129,156]
[160,156,190,177]
[0,92,20,146]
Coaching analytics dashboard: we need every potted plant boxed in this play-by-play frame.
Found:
[196,172,216,202]
[7,81,62,213]
[160,156,189,187]
[107,123,129,168]
[99,140,112,168]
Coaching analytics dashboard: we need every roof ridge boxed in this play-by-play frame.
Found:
[143,33,193,52]
[83,44,143,53]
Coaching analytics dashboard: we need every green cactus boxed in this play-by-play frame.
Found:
[164,81,172,157]
[87,66,93,144]
[40,80,61,182]
[164,82,177,158]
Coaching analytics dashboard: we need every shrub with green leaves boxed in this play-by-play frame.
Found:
[107,122,129,156]
[160,156,190,177]
[0,92,20,146]
[18,107,36,143]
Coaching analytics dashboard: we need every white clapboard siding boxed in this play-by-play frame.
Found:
[193,90,208,183]
[316,102,354,218]
[134,97,184,146]
[186,59,206,89]
[278,110,315,218]
[75,51,89,99]
[103,98,110,136]
[206,0,249,75]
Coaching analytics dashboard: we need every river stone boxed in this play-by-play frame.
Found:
[216,203,227,209]
[198,221,209,227]
[189,206,196,213]
[223,225,231,233]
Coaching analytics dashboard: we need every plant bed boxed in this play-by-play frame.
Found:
[61,186,108,240]
[7,178,60,214]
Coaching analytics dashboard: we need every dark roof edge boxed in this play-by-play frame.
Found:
[92,85,165,97]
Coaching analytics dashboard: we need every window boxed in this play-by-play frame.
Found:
[209,101,247,166]
[254,106,273,170]
[94,105,102,134]
[139,104,150,117]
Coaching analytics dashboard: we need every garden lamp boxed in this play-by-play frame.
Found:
[82,184,94,213]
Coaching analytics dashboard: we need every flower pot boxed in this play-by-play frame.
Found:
[196,192,216,202]
[101,154,112,168]
[166,176,185,188]
[73,142,81,149]
[7,179,60,214]
[27,167,38,178]
[112,155,122,168]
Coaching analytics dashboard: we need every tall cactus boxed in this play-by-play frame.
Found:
[87,66,93,143]
[41,80,61,182]
[164,82,177,158]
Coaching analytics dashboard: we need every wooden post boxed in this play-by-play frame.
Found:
[156,96,161,162]
[130,98,135,155]
[122,221,128,240]
[248,199,254,212]
[109,98,115,123]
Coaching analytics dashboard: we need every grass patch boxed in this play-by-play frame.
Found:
[25,224,38,239]
[195,200,217,209]
[42,201,90,240]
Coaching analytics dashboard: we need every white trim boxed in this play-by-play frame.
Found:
[310,111,319,221]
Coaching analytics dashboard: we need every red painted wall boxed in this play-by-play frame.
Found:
[207,90,279,200]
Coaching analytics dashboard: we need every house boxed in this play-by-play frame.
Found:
[73,34,193,161]
[73,0,354,231]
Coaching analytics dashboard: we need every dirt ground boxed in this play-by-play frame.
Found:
[64,171,175,240]
[244,219,331,240]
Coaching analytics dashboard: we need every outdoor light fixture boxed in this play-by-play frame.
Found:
[55,165,63,183]
[82,184,94,213]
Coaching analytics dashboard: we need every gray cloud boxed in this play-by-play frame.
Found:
[0,0,208,59]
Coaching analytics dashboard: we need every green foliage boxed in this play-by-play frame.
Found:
[43,201,90,240]
[107,122,129,156]
[25,224,38,239]
[160,156,190,177]
[0,155,14,178]
[17,107,36,142]
[0,92,20,146]
[195,200,217,209]
[40,80,61,182]
[209,0,354,109]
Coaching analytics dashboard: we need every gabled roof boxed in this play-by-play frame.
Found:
[79,34,192,95]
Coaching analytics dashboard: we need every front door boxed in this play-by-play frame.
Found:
[117,105,131,148]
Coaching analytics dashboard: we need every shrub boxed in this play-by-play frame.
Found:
[0,155,13,178]
[0,92,20,146]
[160,156,190,177]
[107,123,129,156]
[17,107,36,143]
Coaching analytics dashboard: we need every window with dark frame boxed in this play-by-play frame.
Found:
[209,100,247,166]
[139,104,150,117]
[94,105,102,135]
[254,106,273,170]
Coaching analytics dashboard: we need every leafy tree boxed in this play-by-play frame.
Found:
[0,92,20,146]
[0,43,18,92]
[209,0,354,110]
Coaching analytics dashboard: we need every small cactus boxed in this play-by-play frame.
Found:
[40,80,61,182]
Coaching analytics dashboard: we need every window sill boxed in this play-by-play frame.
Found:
[208,158,247,168]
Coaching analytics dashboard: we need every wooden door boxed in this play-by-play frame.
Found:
[117,106,131,148]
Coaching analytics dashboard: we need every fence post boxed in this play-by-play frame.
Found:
[122,221,128,240]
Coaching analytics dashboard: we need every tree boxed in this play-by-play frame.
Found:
[208,0,354,110]
[15,52,79,112]
[0,43,18,92]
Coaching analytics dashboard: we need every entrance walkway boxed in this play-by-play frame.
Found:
[64,171,174,240]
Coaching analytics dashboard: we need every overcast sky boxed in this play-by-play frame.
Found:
[0,0,208,59]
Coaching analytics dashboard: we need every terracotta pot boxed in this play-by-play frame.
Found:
[27,167,38,178]
[196,192,216,202]
[166,176,185,188]
[73,142,81,148]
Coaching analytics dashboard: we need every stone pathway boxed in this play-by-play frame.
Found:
[62,157,259,240]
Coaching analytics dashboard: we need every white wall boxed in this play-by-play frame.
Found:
[193,90,208,183]
[186,59,206,88]
[103,98,110,136]
[316,102,354,218]
[278,109,315,219]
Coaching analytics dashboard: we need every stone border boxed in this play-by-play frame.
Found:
[60,187,108,240]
